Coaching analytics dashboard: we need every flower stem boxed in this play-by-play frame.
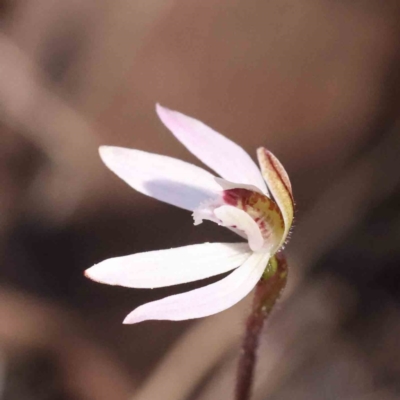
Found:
[235,253,288,400]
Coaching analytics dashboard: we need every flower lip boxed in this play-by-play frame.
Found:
[214,205,264,252]
[222,188,285,253]
[193,187,285,253]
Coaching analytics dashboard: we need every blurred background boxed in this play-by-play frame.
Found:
[1,0,400,399]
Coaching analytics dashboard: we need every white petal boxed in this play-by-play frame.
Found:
[99,146,221,211]
[214,177,266,195]
[214,205,264,252]
[124,250,270,323]
[156,104,268,193]
[85,242,251,288]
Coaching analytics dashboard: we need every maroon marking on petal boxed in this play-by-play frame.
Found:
[223,188,284,244]
[265,151,294,204]
[223,189,250,206]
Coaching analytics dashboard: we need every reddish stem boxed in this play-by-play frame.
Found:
[235,253,288,400]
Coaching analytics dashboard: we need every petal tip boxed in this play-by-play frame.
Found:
[256,147,269,158]
[155,103,173,119]
[155,102,165,111]
[99,145,112,153]
[84,263,117,286]
[123,312,142,325]
[84,266,98,282]
[98,145,116,163]
[84,265,102,283]
[155,102,162,113]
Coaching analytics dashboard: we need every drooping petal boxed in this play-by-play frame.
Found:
[257,148,294,248]
[214,205,264,251]
[99,146,221,211]
[156,104,268,194]
[124,250,271,323]
[85,242,251,288]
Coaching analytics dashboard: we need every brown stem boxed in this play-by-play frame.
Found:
[235,253,288,400]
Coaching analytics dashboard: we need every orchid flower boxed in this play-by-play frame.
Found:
[85,105,294,324]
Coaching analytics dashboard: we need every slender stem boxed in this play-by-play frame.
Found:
[235,253,288,400]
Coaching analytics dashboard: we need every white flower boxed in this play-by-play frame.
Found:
[85,105,294,324]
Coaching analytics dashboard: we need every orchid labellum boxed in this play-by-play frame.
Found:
[85,105,294,324]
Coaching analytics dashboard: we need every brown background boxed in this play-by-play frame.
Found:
[0,0,400,399]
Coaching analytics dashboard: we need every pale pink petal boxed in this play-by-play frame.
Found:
[214,177,266,195]
[85,242,251,288]
[257,148,294,248]
[99,146,221,211]
[156,104,268,193]
[214,205,264,251]
[124,250,271,323]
